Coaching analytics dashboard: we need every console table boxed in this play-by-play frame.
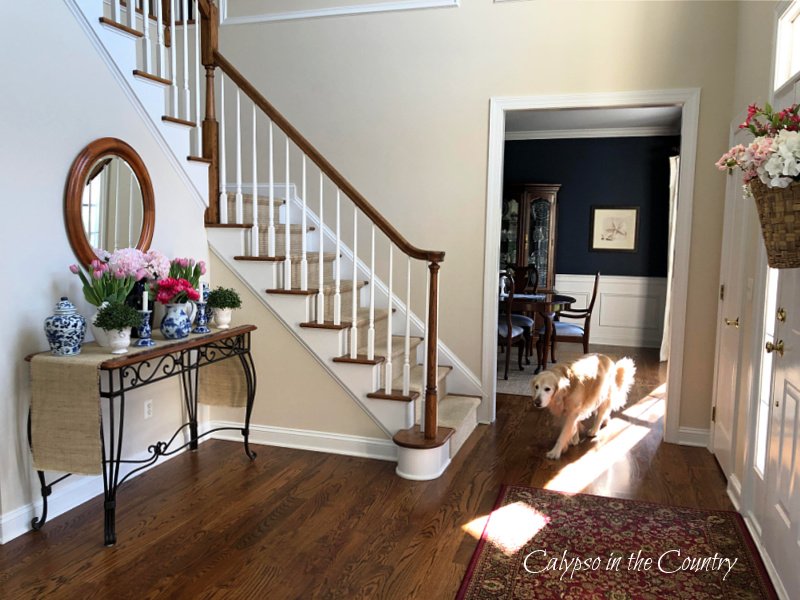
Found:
[26,324,257,546]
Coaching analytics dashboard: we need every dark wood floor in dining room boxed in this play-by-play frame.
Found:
[0,346,731,600]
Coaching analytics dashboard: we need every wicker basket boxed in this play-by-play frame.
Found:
[748,178,800,269]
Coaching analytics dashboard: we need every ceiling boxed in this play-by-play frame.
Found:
[505,106,683,140]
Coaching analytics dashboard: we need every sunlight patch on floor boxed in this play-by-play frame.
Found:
[543,396,666,495]
[462,501,550,555]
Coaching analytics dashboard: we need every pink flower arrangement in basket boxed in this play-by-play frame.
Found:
[155,277,201,305]
[716,103,800,189]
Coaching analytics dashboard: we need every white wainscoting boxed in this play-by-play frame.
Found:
[554,274,667,348]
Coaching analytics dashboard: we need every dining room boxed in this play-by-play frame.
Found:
[495,106,680,398]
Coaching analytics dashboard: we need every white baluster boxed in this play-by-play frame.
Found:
[218,76,227,223]
[128,0,136,30]
[403,256,411,396]
[316,172,325,324]
[181,0,189,120]
[235,88,243,224]
[142,0,152,72]
[170,0,178,117]
[283,137,292,290]
[155,0,165,78]
[333,190,341,325]
[112,0,121,23]
[350,208,358,358]
[193,0,201,153]
[385,245,393,392]
[268,122,275,257]
[367,224,375,360]
[251,104,259,256]
[300,157,308,290]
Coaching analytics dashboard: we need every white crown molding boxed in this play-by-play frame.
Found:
[220,0,458,25]
[211,420,398,461]
[505,126,680,141]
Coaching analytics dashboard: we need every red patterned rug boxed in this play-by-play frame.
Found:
[457,486,777,599]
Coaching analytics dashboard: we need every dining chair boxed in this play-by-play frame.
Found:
[498,273,526,379]
[541,272,600,361]
[508,264,539,294]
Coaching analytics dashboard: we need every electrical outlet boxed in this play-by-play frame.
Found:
[144,399,153,420]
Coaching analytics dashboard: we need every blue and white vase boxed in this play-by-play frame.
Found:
[160,303,191,340]
[44,297,87,356]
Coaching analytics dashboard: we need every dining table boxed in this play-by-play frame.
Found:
[500,290,576,373]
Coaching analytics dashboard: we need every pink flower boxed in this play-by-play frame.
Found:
[198,261,206,275]
[114,268,126,280]
[135,268,149,281]
[69,264,80,274]
[92,269,104,280]
[187,287,201,301]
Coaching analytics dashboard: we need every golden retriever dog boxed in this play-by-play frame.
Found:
[531,354,636,460]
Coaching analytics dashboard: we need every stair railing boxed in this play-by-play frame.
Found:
[109,0,447,446]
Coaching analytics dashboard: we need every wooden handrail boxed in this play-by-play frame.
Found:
[213,51,445,263]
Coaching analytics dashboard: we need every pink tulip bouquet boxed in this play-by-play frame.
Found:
[70,248,151,306]
[155,277,201,305]
[168,257,206,289]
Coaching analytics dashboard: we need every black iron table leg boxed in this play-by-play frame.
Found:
[239,342,257,461]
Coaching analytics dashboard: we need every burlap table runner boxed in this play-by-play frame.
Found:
[30,333,250,475]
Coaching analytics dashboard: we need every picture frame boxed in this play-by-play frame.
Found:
[589,206,639,252]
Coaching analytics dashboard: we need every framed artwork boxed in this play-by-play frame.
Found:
[589,206,639,252]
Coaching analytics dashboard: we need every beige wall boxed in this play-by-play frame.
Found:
[208,253,388,438]
[219,0,741,429]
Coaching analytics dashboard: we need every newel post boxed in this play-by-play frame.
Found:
[424,260,440,440]
[201,1,220,224]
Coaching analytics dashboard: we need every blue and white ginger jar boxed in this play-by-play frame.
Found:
[44,297,87,356]
[160,303,191,340]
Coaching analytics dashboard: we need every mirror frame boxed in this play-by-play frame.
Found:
[65,137,155,265]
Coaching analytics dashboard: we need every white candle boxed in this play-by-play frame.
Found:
[142,287,149,312]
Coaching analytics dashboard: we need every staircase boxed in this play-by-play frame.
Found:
[68,0,482,480]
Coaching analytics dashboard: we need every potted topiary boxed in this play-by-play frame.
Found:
[94,302,142,354]
[207,286,242,329]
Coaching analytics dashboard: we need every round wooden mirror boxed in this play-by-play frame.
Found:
[65,137,155,265]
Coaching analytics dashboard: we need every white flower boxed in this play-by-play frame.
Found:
[760,130,800,187]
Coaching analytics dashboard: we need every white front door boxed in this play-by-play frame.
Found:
[710,155,747,478]
[762,270,800,597]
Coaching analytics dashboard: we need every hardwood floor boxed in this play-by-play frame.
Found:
[0,347,730,599]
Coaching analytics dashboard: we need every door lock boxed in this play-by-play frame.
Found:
[777,307,786,323]
[724,317,739,328]
[765,340,785,357]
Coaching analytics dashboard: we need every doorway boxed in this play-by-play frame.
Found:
[480,89,701,446]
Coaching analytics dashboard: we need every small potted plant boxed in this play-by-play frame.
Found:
[207,286,242,329]
[93,302,142,354]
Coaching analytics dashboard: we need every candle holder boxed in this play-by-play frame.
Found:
[192,301,211,334]
[202,282,213,323]
[135,310,156,347]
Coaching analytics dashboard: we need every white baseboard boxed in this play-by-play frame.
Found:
[741,513,791,600]
[211,420,398,462]
[727,473,742,510]
[676,426,710,447]
[0,429,211,545]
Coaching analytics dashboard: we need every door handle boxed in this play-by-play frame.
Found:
[765,340,785,357]
[724,317,739,328]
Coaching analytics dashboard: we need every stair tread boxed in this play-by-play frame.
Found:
[437,395,481,430]
[235,251,336,263]
[357,335,422,356]
[300,308,390,330]
[267,280,367,295]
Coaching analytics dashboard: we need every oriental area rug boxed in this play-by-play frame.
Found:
[457,486,777,599]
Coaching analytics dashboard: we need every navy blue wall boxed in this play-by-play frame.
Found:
[503,136,679,277]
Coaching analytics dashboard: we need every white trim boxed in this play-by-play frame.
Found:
[0,432,209,544]
[727,473,742,511]
[211,420,397,461]
[505,126,679,141]
[483,89,700,439]
[220,0,459,25]
[676,426,710,448]
[741,514,792,600]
